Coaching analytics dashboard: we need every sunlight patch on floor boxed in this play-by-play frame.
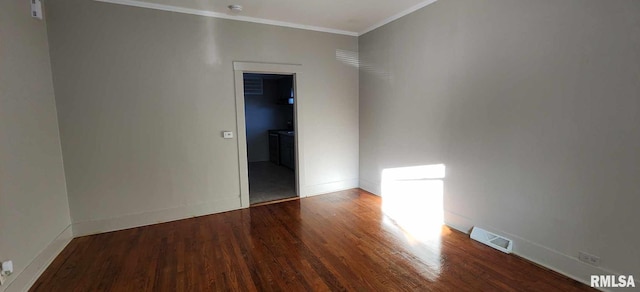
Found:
[381,164,446,279]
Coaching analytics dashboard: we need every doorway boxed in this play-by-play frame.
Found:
[233,61,304,208]
[243,73,296,205]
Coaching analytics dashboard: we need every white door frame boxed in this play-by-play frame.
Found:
[233,61,304,208]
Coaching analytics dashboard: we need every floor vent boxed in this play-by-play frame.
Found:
[470,227,513,254]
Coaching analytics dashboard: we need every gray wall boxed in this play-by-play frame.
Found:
[359,0,639,282]
[45,0,358,231]
[0,1,71,290]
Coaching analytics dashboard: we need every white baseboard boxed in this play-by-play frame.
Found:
[72,196,242,237]
[303,178,359,197]
[358,178,381,196]
[4,225,73,292]
[357,182,635,291]
[443,210,474,234]
[442,211,637,291]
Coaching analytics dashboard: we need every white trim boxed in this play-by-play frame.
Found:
[358,178,381,196]
[444,212,638,291]
[4,225,73,292]
[292,73,307,198]
[359,0,439,36]
[233,62,305,205]
[94,0,358,36]
[303,179,359,197]
[443,210,474,234]
[233,62,302,73]
[233,70,251,208]
[72,196,241,237]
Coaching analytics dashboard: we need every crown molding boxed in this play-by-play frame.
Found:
[95,0,359,36]
[358,0,438,36]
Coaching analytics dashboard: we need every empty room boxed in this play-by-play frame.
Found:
[1,0,638,291]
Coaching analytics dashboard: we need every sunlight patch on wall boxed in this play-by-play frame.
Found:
[203,16,221,65]
[335,49,360,68]
[381,164,445,242]
[358,54,392,82]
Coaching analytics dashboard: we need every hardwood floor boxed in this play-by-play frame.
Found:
[32,189,593,291]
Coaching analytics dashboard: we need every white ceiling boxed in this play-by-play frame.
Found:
[97,0,438,36]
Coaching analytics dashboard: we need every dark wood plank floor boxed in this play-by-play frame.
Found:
[32,189,593,291]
